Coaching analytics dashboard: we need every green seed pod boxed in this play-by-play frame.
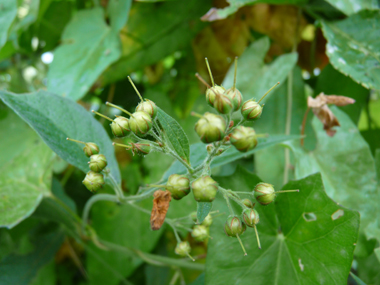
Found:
[241,100,263,121]
[206,85,225,106]
[230,126,258,152]
[226,88,243,111]
[82,171,105,192]
[192,225,209,242]
[129,111,153,136]
[131,141,151,156]
[175,241,191,257]
[254,182,275,205]
[89,154,108,172]
[110,116,130,138]
[191,176,218,202]
[224,216,246,237]
[136,99,157,119]
[83,143,99,157]
[195,112,226,143]
[242,198,254,208]
[242,208,259,228]
[166,174,190,200]
[213,93,233,114]
[201,214,213,227]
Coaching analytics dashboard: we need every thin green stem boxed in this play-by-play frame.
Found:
[276,189,299,194]
[113,142,131,149]
[254,225,261,249]
[166,148,194,174]
[195,73,211,88]
[92,110,114,122]
[128,76,144,103]
[223,192,234,215]
[236,234,247,256]
[233,191,253,195]
[66,138,86,145]
[205,58,215,86]
[106,102,133,117]
[233,56,238,90]
[257,82,280,104]
[283,70,293,185]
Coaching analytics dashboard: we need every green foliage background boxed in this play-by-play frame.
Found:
[0,0,379,284]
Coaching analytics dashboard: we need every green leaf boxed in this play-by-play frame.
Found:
[0,227,64,284]
[163,135,302,180]
[205,168,360,284]
[321,10,380,90]
[288,107,379,239]
[325,0,379,15]
[108,0,132,32]
[223,37,298,104]
[101,1,209,85]
[197,202,212,224]
[0,90,121,184]
[350,272,367,285]
[0,0,17,48]
[157,108,190,163]
[0,111,53,228]
[47,6,131,100]
[201,0,307,21]
[87,199,162,285]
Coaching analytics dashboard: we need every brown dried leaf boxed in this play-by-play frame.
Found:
[150,190,172,231]
[311,104,340,137]
[322,94,356,106]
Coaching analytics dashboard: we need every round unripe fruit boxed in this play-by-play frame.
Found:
[166,174,190,200]
[89,154,107,172]
[111,116,130,138]
[192,225,209,242]
[83,143,99,157]
[191,176,218,202]
[242,198,254,208]
[131,141,151,156]
[224,216,246,237]
[136,99,157,119]
[230,126,258,152]
[241,100,263,121]
[206,85,225,106]
[226,88,243,111]
[242,208,259,227]
[82,171,105,192]
[195,112,226,143]
[254,182,275,205]
[129,111,153,136]
[202,214,213,227]
[175,241,191,257]
[213,93,233,114]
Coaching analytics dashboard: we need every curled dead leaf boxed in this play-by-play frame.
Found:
[307,92,355,137]
[150,190,172,231]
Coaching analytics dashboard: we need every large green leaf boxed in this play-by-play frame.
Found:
[0,111,53,228]
[0,0,17,48]
[47,4,131,100]
[325,0,379,15]
[163,135,301,180]
[205,168,359,284]
[157,108,190,163]
[288,107,379,239]
[100,0,210,85]
[87,199,162,285]
[321,10,380,90]
[0,90,121,184]
[201,0,307,21]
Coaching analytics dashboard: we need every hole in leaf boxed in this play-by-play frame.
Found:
[298,258,304,271]
[331,209,344,220]
[303,212,317,222]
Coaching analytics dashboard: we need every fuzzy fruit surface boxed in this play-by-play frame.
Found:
[136,99,157,119]
[131,141,151,156]
[226,88,243,111]
[242,198,254,208]
[191,176,218,202]
[82,171,105,192]
[175,241,191,257]
[83,143,99,157]
[206,85,225,107]
[192,225,209,242]
[241,100,263,121]
[195,112,226,143]
[89,154,108,172]
[254,182,275,205]
[166,174,190,200]
[111,116,130,137]
[242,208,259,227]
[230,126,258,152]
[129,111,153,136]
[224,216,246,237]
[213,93,233,114]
